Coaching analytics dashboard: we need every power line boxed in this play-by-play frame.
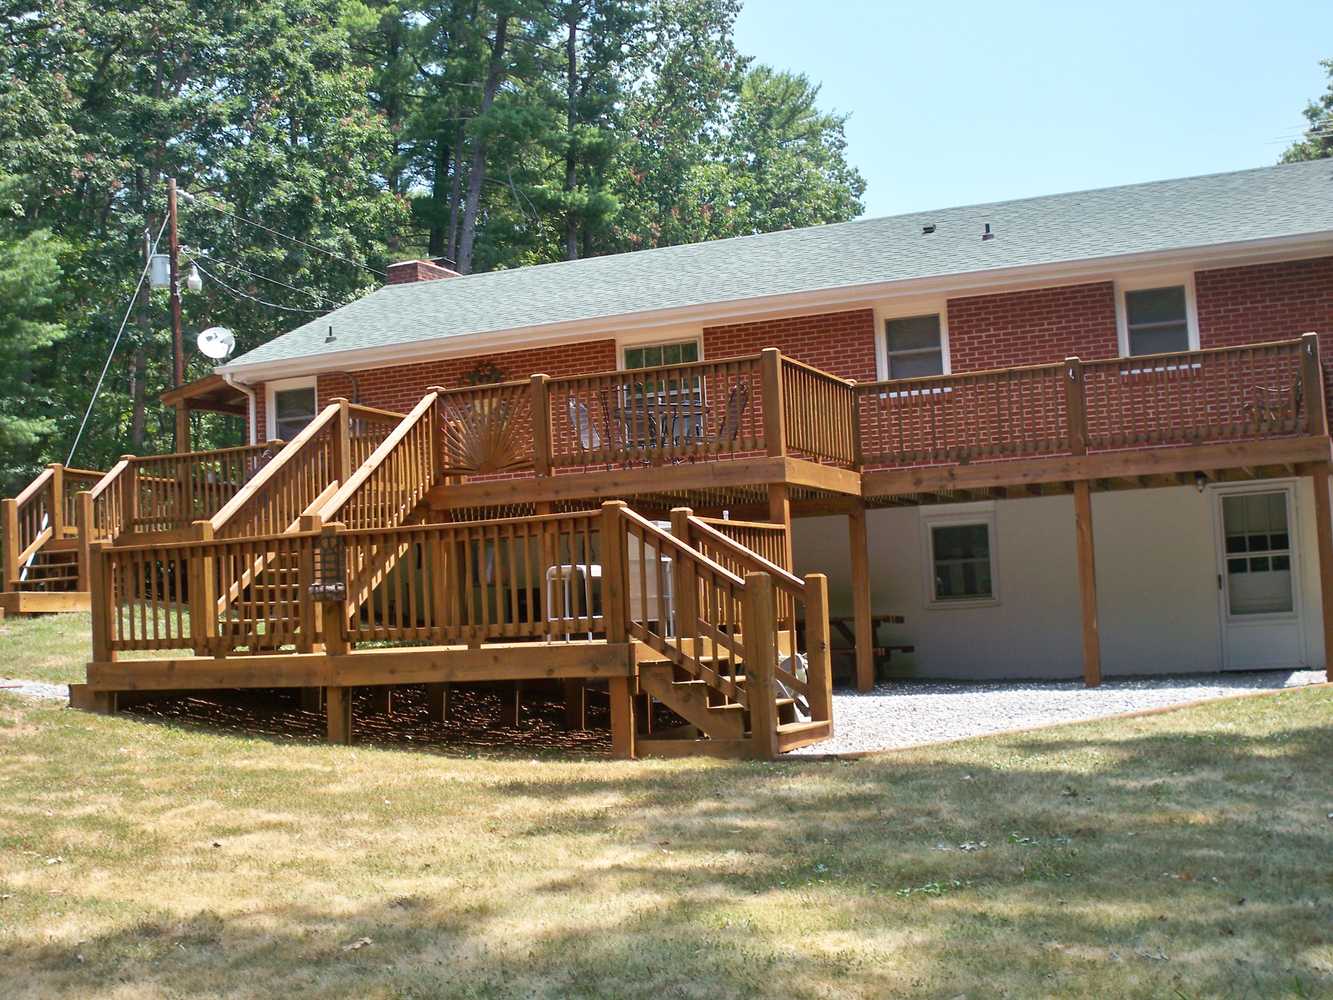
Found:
[67,218,170,466]
[187,251,339,307]
[178,189,387,277]
[192,260,339,315]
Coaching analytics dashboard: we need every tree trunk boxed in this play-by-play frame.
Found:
[564,11,579,261]
[445,122,467,264]
[428,133,450,258]
[456,13,510,274]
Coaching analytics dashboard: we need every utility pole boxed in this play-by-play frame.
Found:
[168,177,187,450]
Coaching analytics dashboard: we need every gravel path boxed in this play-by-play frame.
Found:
[790,669,1327,755]
[1,670,1325,758]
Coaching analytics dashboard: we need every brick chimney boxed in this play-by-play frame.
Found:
[386,259,461,285]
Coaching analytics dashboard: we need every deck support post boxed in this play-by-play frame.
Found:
[742,571,780,760]
[766,484,793,570]
[175,403,190,454]
[300,687,324,713]
[499,683,521,727]
[847,504,875,692]
[425,682,449,722]
[1309,462,1333,682]
[1073,480,1102,687]
[76,491,94,593]
[89,541,115,663]
[326,685,353,745]
[1,497,17,591]
[608,676,636,759]
[562,679,586,730]
[804,573,834,726]
[368,686,393,716]
[48,464,63,537]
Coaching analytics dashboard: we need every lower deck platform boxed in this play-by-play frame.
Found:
[0,590,91,616]
[71,639,829,758]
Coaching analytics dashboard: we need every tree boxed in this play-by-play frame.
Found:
[1283,58,1333,162]
[0,177,66,490]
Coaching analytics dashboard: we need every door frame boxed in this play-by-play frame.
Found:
[1209,479,1306,670]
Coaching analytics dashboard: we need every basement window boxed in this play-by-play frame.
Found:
[922,507,999,606]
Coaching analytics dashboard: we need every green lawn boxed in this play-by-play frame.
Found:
[1,677,1329,998]
[0,612,96,685]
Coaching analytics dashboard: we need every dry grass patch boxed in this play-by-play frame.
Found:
[0,685,1330,998]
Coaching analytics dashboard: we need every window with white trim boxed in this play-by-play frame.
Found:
[623,339,699,370]
[271,384,317,440]
[1124,285,1190,356]
[922,508,998,606]
[885,314,944,378]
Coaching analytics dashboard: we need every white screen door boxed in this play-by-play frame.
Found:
[1214,485,1305,670]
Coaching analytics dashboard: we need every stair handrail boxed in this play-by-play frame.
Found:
[319,392,439,529]
[3,466,58,588]
[209,403,344,538]
[682,514,805,597]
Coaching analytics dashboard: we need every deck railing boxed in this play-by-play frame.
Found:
[2,464,104,589]
[857,335,1323,470]
[779,356,858,466]
[690,515,790,573]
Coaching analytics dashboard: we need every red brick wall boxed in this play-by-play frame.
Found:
[945,282,1119,372]
[703,309,878,381]
[1196,256,1333,348]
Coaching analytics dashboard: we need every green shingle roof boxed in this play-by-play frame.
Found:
[223,160,1333,373]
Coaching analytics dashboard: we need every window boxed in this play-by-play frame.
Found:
[921,508,998,606]
[885,314,944,378]
[623,339,699,370]
[1125,285,1190,356]
[270,382,317,440]
[1222,491,1294,615]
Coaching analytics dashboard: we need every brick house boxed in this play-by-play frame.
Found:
[206,160,1333,683]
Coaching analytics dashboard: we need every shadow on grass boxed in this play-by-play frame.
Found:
[8,690,1332,998]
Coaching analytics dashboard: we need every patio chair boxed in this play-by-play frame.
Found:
[712,380,752,447]
[1241,380,1303,432]
[566,394,601,451]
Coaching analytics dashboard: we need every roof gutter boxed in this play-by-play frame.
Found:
[216,230,1333,382]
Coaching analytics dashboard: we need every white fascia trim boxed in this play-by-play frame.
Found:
[217,232,1333,385]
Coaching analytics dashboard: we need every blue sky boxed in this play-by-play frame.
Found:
[734,0,1333,219]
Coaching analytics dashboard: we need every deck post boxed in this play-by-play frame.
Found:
[297,514,322,653]
[562,680,585,730]
[119,455,139,537]
[2,497,18,591]
[189,521,218,656]
[761,348,786,457]
[368,686,393,715]
[76,491,94,593]
[89,541,115,663]
[847,503,875,692]
[803,573,834,727]
[334,397,353,485]
[530,374,552,478]
[742,571,780,760]
[48,464,64,537]
[669,508,699,632]
[325,685,353,745]
[1309,462,1333,682]
[1072,480,1102,687]
[1300,332,1327,437]
[175,403,190,454]
[425,682,449,722]
[766,484,793,570]
[1064,357,1088,455]
[601,501,634,758]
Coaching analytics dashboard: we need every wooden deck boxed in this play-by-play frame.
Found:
[8,334,1332,754]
